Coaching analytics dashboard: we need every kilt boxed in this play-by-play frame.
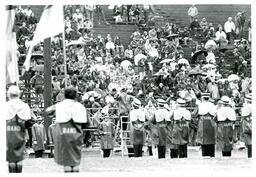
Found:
[54,119,83,166]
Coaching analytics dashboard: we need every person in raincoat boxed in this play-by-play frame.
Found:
[129,99,146,157]
[46,87,87,172]
[172,98,191,158]
[32,117,47,158]
[196,93,217,158]
[152,99,171,159]
[98,113,115,158]
[241,94,252,158]
[216,96,236,158]
[6,85,32,173]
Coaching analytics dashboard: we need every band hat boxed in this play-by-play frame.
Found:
[157,98,167,106]
[132,98,141,107]
[201,92,210,98]
[7,85,21,97]
[221,96,231,105]
[176,98,186,105]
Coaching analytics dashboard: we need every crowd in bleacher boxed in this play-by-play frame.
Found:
[14,4,252,151]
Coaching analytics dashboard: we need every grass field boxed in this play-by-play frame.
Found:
[16,148,252,173]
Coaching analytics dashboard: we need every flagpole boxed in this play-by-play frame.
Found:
[62,8,68,88]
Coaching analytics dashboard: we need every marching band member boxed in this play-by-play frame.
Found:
[241,94,252,158]
[172,98,191,158]
[153,99,171,159]
[196,93,217,158]
[6,85,32,173]
[129,99,146,157]
[98,113,115,158]
[46,87,87,172]
[216,96,236,158]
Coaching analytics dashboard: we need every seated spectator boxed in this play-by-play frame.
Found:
[124,45,134,60]
[200,17,208,31]
[72,8,84,22]
[113,6,123,23]
[215,25,228,48]
[106,38,115,56]
[114,36,124,56]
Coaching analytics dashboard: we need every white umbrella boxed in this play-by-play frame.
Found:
[205,40,217,50]
[228,74,240,82]
[67,40,86,47]
[178,58,189,65]
[82,91,101,101]
[134,54,146,65]
[120,60,132,70]
[202,64,216,69]
[160,58,174,64]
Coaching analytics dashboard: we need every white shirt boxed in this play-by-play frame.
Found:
[56,99,87,123]
[206,52,216,63]
[106,41,115,49]
[217,106,236,121]
[224,21,236,33]
[130,109,146,122]
[188,7,198,17]
[173,107,191,120]
[154,108,172,122]
[6,98,31,120]
[198,101,217,116]
[215,31,227,41]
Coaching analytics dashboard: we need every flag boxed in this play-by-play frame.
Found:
[23,5,64,72]
[6,5,19,85]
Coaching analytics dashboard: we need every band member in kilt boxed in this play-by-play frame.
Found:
[196,93,217,158]
[6,85,32,173]
[46,87,87,172]
[153,99,171,159]
[129,99,146,157]
[98,113,115,158]
[172,98,191,158]
[216,96,236,158]
[241,94,252,158]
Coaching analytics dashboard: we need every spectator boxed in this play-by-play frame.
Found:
[187,4,198,22]
[215,25,228,48]
[224,17,236,43]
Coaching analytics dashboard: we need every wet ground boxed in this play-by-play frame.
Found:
[16,147,252,173]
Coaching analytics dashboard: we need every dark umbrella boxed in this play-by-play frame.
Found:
[192,50,208,61]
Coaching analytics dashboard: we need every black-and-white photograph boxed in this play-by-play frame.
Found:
[5,2,253,173]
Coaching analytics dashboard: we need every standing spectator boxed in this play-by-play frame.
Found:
[187,5,198,23]
[32,117,47,158]
[46,88,88,172]
[216,96,236,158]
[85,5,95,23]
[224,17,236,43]
[95,5,109,25]
[6,86,32,173]
[200,17,208,31]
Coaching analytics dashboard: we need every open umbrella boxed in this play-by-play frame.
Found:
[205,40,217,50]
[82,91,101,101]
[178,58,189,65]
[121,60,132,70]
[33,64,44,72]
[134,54,146,65]
[202,64,216,69]
[192,50,208,60]
[188,70,202,77]
[160,58,174,64]
[228,74,240,82]
[67,40,86,47]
